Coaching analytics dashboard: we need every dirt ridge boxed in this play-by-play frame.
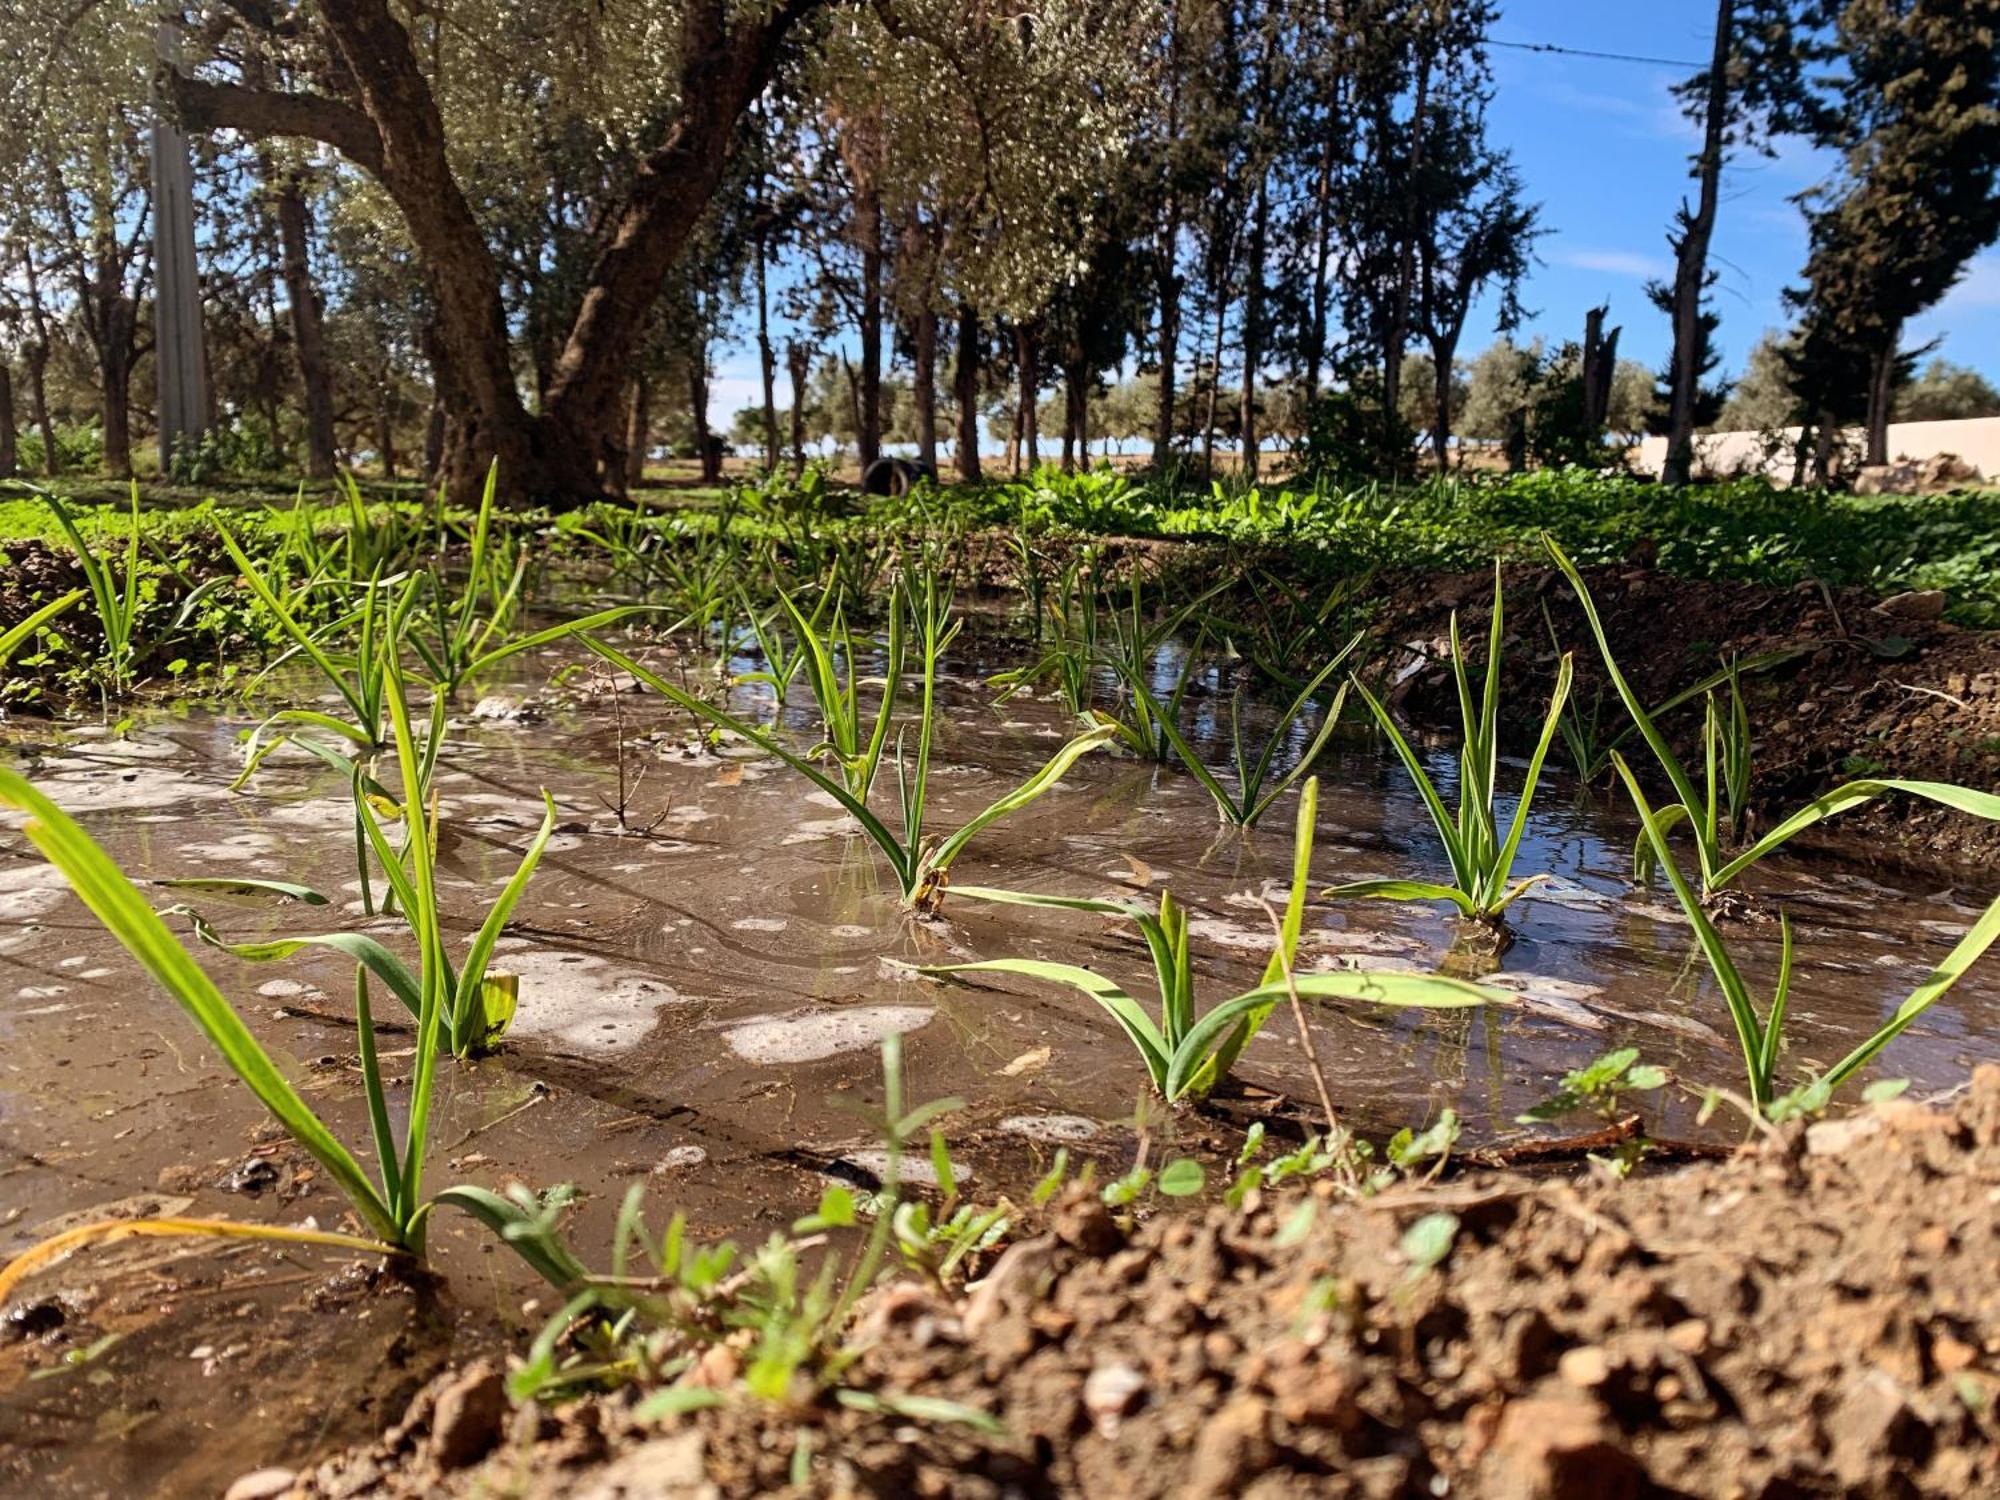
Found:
[277,1066,2000,1499]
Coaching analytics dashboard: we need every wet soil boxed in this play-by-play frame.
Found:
[2,620,1997,1496]
[261,1066,2000,1499]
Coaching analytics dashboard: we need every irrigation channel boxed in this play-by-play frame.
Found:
[2,610,1996,1496]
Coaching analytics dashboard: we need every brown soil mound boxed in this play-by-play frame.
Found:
[1370,562,2000,876]
[271,1066,2000,1499]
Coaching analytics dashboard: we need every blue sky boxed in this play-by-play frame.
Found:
[709,3,2000,418]
[1481,2,2000,379]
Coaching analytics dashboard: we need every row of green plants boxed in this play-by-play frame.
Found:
[3,466,1999,1434]
[10,458,1998,712]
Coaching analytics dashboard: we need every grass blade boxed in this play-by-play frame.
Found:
[0,767,398,1242]
[1821,890,2000,1091]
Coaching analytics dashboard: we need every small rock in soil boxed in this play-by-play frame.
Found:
[1081,1361,1146,1434]
[428,1361,507,1470]
[1486,1391,1645,1500]
[217,1157,281,1194]
[1876,589,1948,621]
[222,1470,297,1500]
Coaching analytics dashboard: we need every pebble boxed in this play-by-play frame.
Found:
[1082,1361,1146,1433]
[428,1361,507,1469]
[222,1471,296,1500]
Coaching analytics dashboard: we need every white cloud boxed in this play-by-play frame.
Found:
[1554,247,1671,280]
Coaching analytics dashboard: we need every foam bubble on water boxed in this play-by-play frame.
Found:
[499,950,681,1053]
[0,862,70,922]
[838,1146,967,1188]
[20,763,228,814]
[1482,972,1607,1030]
[722,1004,934,1064]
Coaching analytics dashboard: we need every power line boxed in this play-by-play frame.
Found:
[1490,37,1706,70]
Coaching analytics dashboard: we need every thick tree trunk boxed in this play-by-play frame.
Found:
[425,398,445,480]
[840,355,863,462]
[1580,305,1618,439]
[856,189,883,471]
[1062,361,1088,473]
[170,0,816,504]
[377,402,398,480]
[1151,0,1183,473]
[275,178,339,479]
[786,341,809,475]
[1662,0,1734,487]
[0,363,15,478]
[101,339,134,480]
[1152,235,1180,471]
[689,357,720,485]
[913,307,938,473]
[1239,181,1268,482]
[1305,133,1334,405]
[625,373,650,490]
[954,306,982,482]
[1430,334,1458,472]
[1380,61,1430,453]
[1200,290,1225,482]
[1811,411,1836,487]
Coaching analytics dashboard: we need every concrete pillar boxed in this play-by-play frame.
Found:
[152,21,207,470]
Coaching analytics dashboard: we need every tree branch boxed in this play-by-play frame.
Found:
[166,72,383,176]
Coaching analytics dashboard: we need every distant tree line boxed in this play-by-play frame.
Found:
[0,0,1994,499]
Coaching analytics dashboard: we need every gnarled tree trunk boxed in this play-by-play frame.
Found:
[170,0,817,505]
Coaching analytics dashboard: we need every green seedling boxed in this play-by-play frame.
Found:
[175,649,556,1057]
[923,779,1499,1101]
[1326,563,1574,929]
[1131,630,1361,826]
[1617,751,2000,1117]
[33,482,146,699]
[0,587,86,667]
[1551,535,2000,897]
[1098,571,1229,763]
[408,465,647,699]
[504,1037,996,1436]
[1516,1047,1668,1125]
[735,587,830,707]
[582,580,1114,910]
[0,755,570,1302]
[989,555,1102,720]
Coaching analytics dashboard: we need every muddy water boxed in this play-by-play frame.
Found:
[3,622,1996,1496]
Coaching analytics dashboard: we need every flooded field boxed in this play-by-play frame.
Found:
[3,620,1996,1496]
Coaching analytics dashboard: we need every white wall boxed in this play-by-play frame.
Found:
[1634,416,2000,485]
